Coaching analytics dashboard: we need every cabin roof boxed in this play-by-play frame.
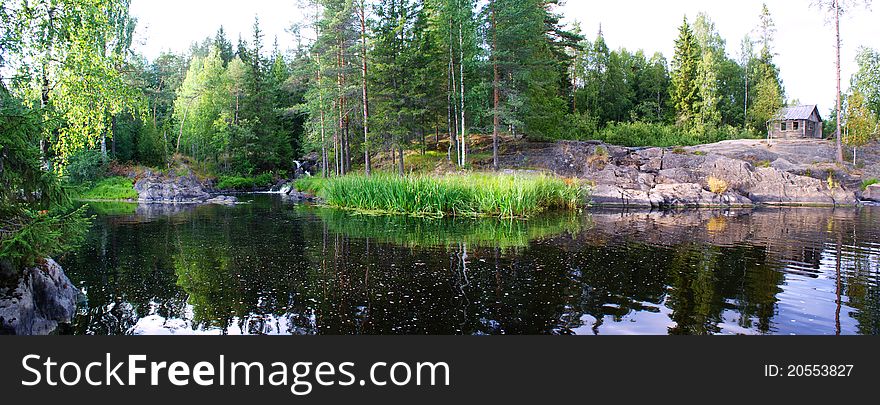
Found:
[774,105,822,122]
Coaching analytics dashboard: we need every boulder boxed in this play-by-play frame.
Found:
[205,195,239,205]
[864,184,880,202]
[0,259,79,335]
[135,171,211,203]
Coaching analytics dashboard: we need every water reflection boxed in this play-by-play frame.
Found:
[59,197,880,335]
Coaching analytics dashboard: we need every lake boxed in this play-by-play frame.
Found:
[58,195,880,335]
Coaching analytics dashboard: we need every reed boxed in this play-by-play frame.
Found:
[314,173,585,218]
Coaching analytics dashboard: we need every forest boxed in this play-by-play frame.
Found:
[2,1,880,265]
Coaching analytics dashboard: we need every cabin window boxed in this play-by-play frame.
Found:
[793,121,799,130]
[780,122,787,131]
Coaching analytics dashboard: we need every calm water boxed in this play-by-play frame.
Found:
[58,195,880,335]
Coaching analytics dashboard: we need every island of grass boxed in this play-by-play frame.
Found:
[297,172,586,218]
[74,176,139,201]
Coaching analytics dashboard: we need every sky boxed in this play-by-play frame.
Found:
[130,0,880,115]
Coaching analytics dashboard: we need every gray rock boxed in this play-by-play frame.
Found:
[0,259,79,335]
[864,184,880,202]
[134,173,211,203]
[503,139,865,207]
[205,195,239,205]
[284,189,319,203]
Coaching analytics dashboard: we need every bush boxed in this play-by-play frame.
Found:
[76,177,139,200]
[861,178,879,191]
[319,173,585,218]
[584,122,757,147]
[64,148,107,184]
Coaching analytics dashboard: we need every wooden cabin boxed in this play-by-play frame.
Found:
[768,105,824,139]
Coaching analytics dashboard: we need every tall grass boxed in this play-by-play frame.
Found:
[316,173,584,218]
[75,176,139,200]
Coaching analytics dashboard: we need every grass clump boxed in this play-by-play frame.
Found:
[294,176,326,194]
[216,173,274,191]
[861,178,879,191]
[319,173,585,218]
[707,176,729,195]
[76,177,138,200]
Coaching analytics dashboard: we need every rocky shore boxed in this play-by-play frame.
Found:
[0,259,79,335]
[500,139,879,208]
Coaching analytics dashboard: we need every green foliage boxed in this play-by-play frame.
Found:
[592,122,755,148]
[76,177,138,200]
[844,90,878,150]
[64,148,108,184]
[294,176,327,195]
[216,173,274,191]
[0,207,92,269]
[318,173,585,218]
[671,17,701,128]
[852,47,880,119]
[1,92,90,270]
[862,178,879,191]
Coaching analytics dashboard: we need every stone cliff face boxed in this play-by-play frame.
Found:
[0,259,79,335]
[500,140,868,208]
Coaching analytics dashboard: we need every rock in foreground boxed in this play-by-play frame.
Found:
[0,259,79,335]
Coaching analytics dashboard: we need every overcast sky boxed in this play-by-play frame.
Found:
[131,0,879,114]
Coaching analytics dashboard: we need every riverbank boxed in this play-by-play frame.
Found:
[77,137,880,210]
[498,138,879,208]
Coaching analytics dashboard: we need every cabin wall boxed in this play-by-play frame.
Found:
[769,119,823,139]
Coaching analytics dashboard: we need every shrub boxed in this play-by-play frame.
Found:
[319,173,585,218]
[64,148,107,184]
[708,176,729,195]
[861,178,879,191]
[589,122,757,148]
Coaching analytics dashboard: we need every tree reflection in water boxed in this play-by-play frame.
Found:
[59,198,880,335]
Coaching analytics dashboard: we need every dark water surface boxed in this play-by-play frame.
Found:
[59,195,880,335]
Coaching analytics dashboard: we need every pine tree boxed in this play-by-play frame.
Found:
[671,16,701,128]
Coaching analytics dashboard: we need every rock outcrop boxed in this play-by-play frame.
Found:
[0,259,79,335]
[134,170,238,205]
[499,140,863,208]
[864,184,880,203]
[135,170,211,203]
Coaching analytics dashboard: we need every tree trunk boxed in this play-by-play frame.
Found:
[491,2,500,171]
[834,0,844,164]
[398,144,404,177]
[459,18,466,168]
[176,103,190,154]
[449,17,459,165]
[359,1,371,176]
